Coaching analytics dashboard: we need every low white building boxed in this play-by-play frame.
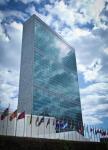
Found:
[0,114,89,142]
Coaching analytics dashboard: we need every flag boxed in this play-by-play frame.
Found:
[79,125,83,134]
[30,114,32,125]
[86,125,89,133]
[38,116,44,126]
[90,127,94,133]
[101,130,106,136]
[107,130,108,136]
[17,111,25,120]
[95,128,98,135]
[84,125,89,136]
[72,125,76,130]
[53,119,55,126]
[60,120,64,128]
[35,116,39,126]
[1,107,9,120]
[62,122,68,129]
[96,129,100,134]
[69,120,73,129]
[10,110,17,121]
[56,120,60,129]
[46,118,50,128]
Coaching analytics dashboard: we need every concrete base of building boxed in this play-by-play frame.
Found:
[0,114,89,141]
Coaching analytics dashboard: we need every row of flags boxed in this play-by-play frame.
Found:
[89,127,108,136]
[0,108,51,128]
[0,107,108,137]
[30,116,53,128]
[0,107,25,121]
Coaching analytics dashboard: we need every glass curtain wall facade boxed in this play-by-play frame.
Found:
[33,17,83,130]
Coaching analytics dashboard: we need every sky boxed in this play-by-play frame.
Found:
[0,0,108,129]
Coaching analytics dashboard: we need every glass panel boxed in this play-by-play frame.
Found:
[33,20,82,130]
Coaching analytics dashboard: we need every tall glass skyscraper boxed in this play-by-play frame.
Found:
[18,15,83,129]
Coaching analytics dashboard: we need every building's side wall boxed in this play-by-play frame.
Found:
[18,17,35,114]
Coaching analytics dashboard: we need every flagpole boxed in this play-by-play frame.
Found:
[84,124,85,138]
[63,118,65,140]
[2,118,4,135]
[15,118,18,136]
[68,120,69,140]
[93,126,95,142]
[63,119,65,140]
[59,119,60,139]
[71,120,73,140]
[54,118,56,140]
[99,130,101,142]
[49,118,50,139]
[14,104,18,137]
[6,115,8,136]
[91,126,93,141]
[88,125,90,139]
[78,122,80,141]
[23,116,25,137]
[70,119,72,140]
[38,116,39,138]
[75,122,77,141]
[90,125,92,141]
[6,104,10,136]
[31,116,32,138]
[44,115,45,139]
[30,114,32,138]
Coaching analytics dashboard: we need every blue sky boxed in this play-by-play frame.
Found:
[0,0,108,129]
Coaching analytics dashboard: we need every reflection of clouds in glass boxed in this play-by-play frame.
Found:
[33,20,82,122]
[62,50,77,73]
[49,72,72,87]
[55,40,71,59]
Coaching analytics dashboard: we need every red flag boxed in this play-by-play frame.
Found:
[17,111,25,120]
[1,108,9,120]
[10,110,17,121]
[79,126,83,134]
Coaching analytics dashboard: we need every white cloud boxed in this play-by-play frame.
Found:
[0,19,23,111]
[25,5,53,25]
[45,1,77,26]
[17,0,41,4]
[0,24,10,42]
[0,9,27,111]
[44,0,107,29]
[0,9,28,22]
[0,0,9,5]
[82,59,102,82]
[80,82,108,124]
[81,82,108,95]
[68,0,107,27]
[0,69,19,110]
[72,28,90,37]
[0,12,10,42]
[10,21,23,31]
[89,0,105,21]
[0,21,23,70]
[83,115,103,125]
[103,47,108,55]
